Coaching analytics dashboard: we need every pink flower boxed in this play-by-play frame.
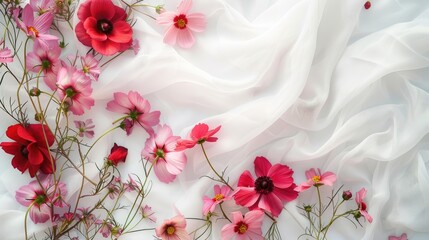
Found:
[0,45,13,63]
[156,0,206,48]
[99,221,112,238]
[141,205,157,223]
[175,123,221,150]
[156,214,190,240]
[294,168,336,192]
[202,185,232,215]
[14,4,58,49]
[131,39,140,55]
[389,233,407,240]
[26,41,61,90]
[15,177,67,224]
[106,91,160,135]
[221,210,264,240]
[75,0,133,56]
[74,119,95,138]
[142,124,187,183]
[233,156,298,217]
[56,66,94,115]
[355,187,373,223]
[80,54,100,81]
[124,174,139,192]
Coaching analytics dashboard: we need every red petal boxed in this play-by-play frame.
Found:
[92,39,121,56]
[75,22,92,46]
[28,124,54,147]
[0,142,22,155]
[11,154,29,173]
[84,17,107,41]
[27,143,43,165]
[77,0,92,21]
[233,187,259,207]
[111,5,127,22]
[273,184,299,202]
[108,21,133,43]
[259,193,283,217]
[237,170,255,187]
[254,156,271,177]
[268,164,294,188]
[90,0,115,20]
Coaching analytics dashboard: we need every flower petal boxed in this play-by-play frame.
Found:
[258,193,283,217]
[90,0,115,20]
[177,28,195,48]
[108,21,133,43]
[177,0,192,14]
[254,156,271,177]
[233,187,259,207]
[186,13,206,32]
[268,164,294,188]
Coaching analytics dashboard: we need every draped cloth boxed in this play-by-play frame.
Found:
[1,0,429,239]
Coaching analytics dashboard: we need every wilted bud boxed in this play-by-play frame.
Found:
[35,113,44,122]
[304,205,312,213]
[342,190,352,200]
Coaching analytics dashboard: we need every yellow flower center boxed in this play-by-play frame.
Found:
[312,175,321,183]
[166,226,175,235]
[238,223,247,234]
[27,26,39,37]
[213,193,224,201]
[83,66,90,74]
[177,19,186,28]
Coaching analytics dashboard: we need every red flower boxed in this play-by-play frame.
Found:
[75,0,133,56]
[107,143,128,166]
[233,156,298,217]
[0,123,55,177]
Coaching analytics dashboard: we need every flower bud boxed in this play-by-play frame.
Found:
[29,87,41,96]
[342,190,352,200]
[304,205,312,213]
[35,113,44,122]
[155,5,165,14]
[106,143,128,166]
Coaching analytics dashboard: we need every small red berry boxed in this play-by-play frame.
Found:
[364,1,371,9]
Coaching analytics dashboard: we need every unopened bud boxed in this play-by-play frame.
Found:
[342,190,352,200]
[155,5,165,14]
[304,205,312,213]
[29,87,41,96]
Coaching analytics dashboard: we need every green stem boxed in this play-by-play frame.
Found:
[316,186,322,240]
[200,143,233,190]
[219,203,231,222]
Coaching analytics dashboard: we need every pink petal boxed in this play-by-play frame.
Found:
[30,204,51,223]
[202,196,215,215]
[254,156,271,177]
[294,183,311,192]
[109,21,133,43]
[177,0,192,14]
[273,185,299,202]
[164,151,186,175]
[22,5,34,26]
[128,91,147,111]
[356,188,366,204]
[237,170,255,187]
[233,187,259,207]
[34,12,53,33]
[154,160,176,183]
[176,28,195,48]
[154,125,173,147]
[361,210,373,223]
[163,25,179,46]
[186,13,206,32]
[258,193,283,217]
[321,172,336,186]
[244,210,264,229]
[221,222,236,240]
[305,168,317,180]
[156,11,177,25]
[268,164,294,188]
[138,111,161,131]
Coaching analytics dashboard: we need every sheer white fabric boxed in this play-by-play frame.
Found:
[1,0,429,239]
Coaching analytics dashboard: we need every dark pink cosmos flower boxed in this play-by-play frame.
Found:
[75,0,133,56]
[142,124,187,183]
[156,0,206,48]
[355,187,373,223]
[156,213,190,240]
[294,168,336,192]
[26,41,61,90]
[56,66,94,115]
[221,210,264,240]
[107,143,128,166]
[175,123,221,150]
[202,185,232,216]
[233,156,298,217]
[106,91,160,135]
[389,233,407,240]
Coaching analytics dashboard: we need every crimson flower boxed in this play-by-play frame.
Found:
[175,123,221,150]
[107,143,128,166]
[221,210,264,240]
[233,156,298,217]
[0,123,55,177]
[75,0,133,56]
[355,187,373,223]
[294,168,336,192]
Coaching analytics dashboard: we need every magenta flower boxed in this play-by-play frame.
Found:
[175,123,221,150]
[202,185,232,216]
[56,66,94,115]
[156,0,206,48]
[221,210,264,240]
[106,91,160,135]
[294,168,336,192]
[389,233,407,240]
[80,54,100,81]
[74,119,95,138]
[142,124,187,183]
[15,4,58,49]
[141,205,157,223]
[26,41,61,90]
[15,177,67,224]
[233,156,298,217]
[0,43,13,63]
[355,187,373,223]
[156,214,190,240]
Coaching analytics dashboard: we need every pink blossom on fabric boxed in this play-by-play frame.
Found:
[156,0,206,48]
[233,156,298,217]
[221,210,264,240]
[355,187,373,223]
[124,174,139,192]
[14,4,58,49]
[389,233,407,240]
[74,119,95,138]
[294,168,336,192]
[175,123,221,150]
[106,91,160,135]
[142,124,187,183]
[80,54,100,80]
[156,214,190,240]
[202,185,232,215]
[26,41,61,90]
[56,66,94,115]
[141,205,157,223]
[131,38,140,55]
[0,45,13,63]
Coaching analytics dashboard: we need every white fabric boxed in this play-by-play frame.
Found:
[1,0,429,239]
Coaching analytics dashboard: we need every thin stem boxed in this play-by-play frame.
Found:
[219,203,231,222]
[316,186,322,240]
[200,143,233,190]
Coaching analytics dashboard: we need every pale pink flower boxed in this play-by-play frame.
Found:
[294,168,336,192]
[389,233,407,240]
[124,174,139,192]
[0,42,13,63]
[221,210,264,240]
[156,0,206,48]
[141,205,157,223]
[57,66,94,115]
[99,221,111,238]
[142,124,187,183]
[80,54,100,81]
[156,214,190,240]
[202,185,232,215]
[74,119,95,138]
[15,177,67,224]
[131,39,140,55]
[77,207,101,228]
[106,91,160,135]
[175,123,221,150]
[26,41,61,90]
[234,156,298,217]
[15,4,58,49]
[355,188,373,223]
